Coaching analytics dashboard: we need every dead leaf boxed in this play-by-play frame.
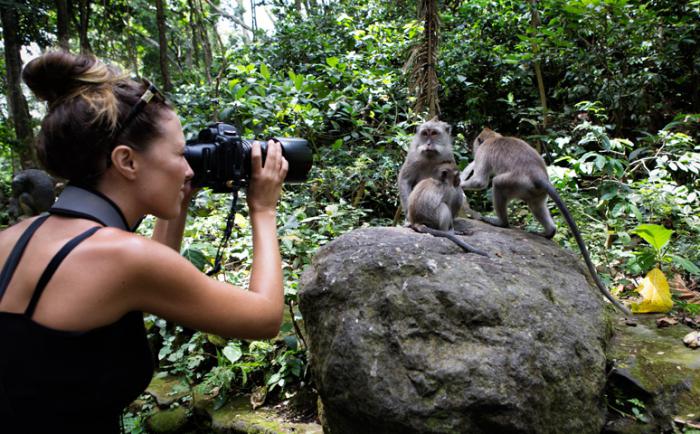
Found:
[670,274,700,303]
[656,317,678,328]
[631,268,674,314]
[250,385,267,410]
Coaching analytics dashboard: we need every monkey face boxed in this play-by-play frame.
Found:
[417,125,449,155]
[435,164,460,187]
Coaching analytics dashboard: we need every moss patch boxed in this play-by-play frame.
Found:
[146,374,190,406]
[147,407,189,433]
[607,314,700,421]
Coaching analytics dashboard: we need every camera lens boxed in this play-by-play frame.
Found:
[246,139,313,184]
[185,123,313,192]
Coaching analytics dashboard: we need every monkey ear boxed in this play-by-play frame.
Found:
[452,170,460,187]
[445,124,452,135]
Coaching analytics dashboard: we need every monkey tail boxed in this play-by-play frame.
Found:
[413,225,489,257]
[536,179,632,317]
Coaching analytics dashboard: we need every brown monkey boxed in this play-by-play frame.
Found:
[461,128,631,315]
[408,162,488,256]
[398,117,456,218]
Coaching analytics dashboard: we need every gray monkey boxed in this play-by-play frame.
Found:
[408,162,487,256]
[461,128,631,315]
[10,169,56,218]
[398,116,456,219]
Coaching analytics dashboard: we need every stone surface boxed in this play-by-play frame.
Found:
[299,221,615,433]
[147,407,189,433]
[194,394,323,434]
[605,314,700,432]
[147,375,190,406]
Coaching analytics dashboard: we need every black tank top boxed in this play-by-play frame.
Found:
[0,215,154,433]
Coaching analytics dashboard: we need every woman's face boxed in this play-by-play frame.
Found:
[136,110,194,219]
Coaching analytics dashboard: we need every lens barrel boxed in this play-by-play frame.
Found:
[185,123,313,192]
[247,138,313,184]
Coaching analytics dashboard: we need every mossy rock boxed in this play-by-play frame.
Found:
[195,393,322,434]
[147,374,191,406]
[606,314,700,431]
[147,406,190,433]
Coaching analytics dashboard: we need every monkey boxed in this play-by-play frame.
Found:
[460,128,632,316]
[9,169,56,218]
[408,162,488,256]
[398,116,456,219]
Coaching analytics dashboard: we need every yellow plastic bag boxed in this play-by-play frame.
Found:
[631,268,673,314]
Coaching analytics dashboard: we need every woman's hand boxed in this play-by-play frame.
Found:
[246,140,289,213]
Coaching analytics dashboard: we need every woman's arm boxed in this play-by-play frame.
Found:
[151,189,197,251]
[129,140,288,339]
[245,140,288,324]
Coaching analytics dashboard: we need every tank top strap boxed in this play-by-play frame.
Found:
[0,214,50,301]
[24,226,102,318]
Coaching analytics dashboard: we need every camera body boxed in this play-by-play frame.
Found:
[185,123,313,193]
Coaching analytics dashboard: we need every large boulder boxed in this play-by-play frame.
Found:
[299,220,615,433]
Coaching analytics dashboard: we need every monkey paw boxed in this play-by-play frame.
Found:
[481,216,508,228]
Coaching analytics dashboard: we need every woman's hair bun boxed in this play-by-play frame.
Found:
[22,51,118,106]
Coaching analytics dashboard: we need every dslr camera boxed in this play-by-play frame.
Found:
[185,123,313,193]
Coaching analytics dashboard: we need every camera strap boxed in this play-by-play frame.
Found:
[207,188,240,276]
[48,185,140,232]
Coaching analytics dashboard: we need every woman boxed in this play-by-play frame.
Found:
[0,51,288,432]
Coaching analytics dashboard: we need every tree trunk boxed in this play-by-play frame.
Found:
[529,0,548,133]
[406,0,440,117]
[56,0,70,50]
[155,0,173,91]
[187,0,199,69]
[126,15,140,75]
[194,0,212,81]
[0,6,37,168]
[78,0,92,54]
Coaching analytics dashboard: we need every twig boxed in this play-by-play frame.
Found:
[288,300,308,351]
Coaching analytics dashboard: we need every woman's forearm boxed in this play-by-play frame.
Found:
[248,209,284,313]
[152,210,188,251]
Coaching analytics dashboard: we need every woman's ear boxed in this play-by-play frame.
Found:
[111,145,139,180]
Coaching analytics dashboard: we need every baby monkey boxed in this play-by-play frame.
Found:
[461,128,631,315]
[409,162,488,256]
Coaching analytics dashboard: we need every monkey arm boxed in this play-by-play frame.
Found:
[460,162,475,183]
[460,176,489,191]
[398,175,415,215]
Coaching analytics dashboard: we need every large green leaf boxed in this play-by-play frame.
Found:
[631,224,674,252]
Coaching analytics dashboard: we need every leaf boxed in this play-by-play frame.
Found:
[670,255,700,275]
[206,334,228,347]
[259,63,271,81]
[267,372,282,386]
[222,344,243,364]
[669,274,700,303]
[182,247,208,271]
[631,268,673,314]
[325,57,339,68]
[631,224,674,252]
[234,212,248,229]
